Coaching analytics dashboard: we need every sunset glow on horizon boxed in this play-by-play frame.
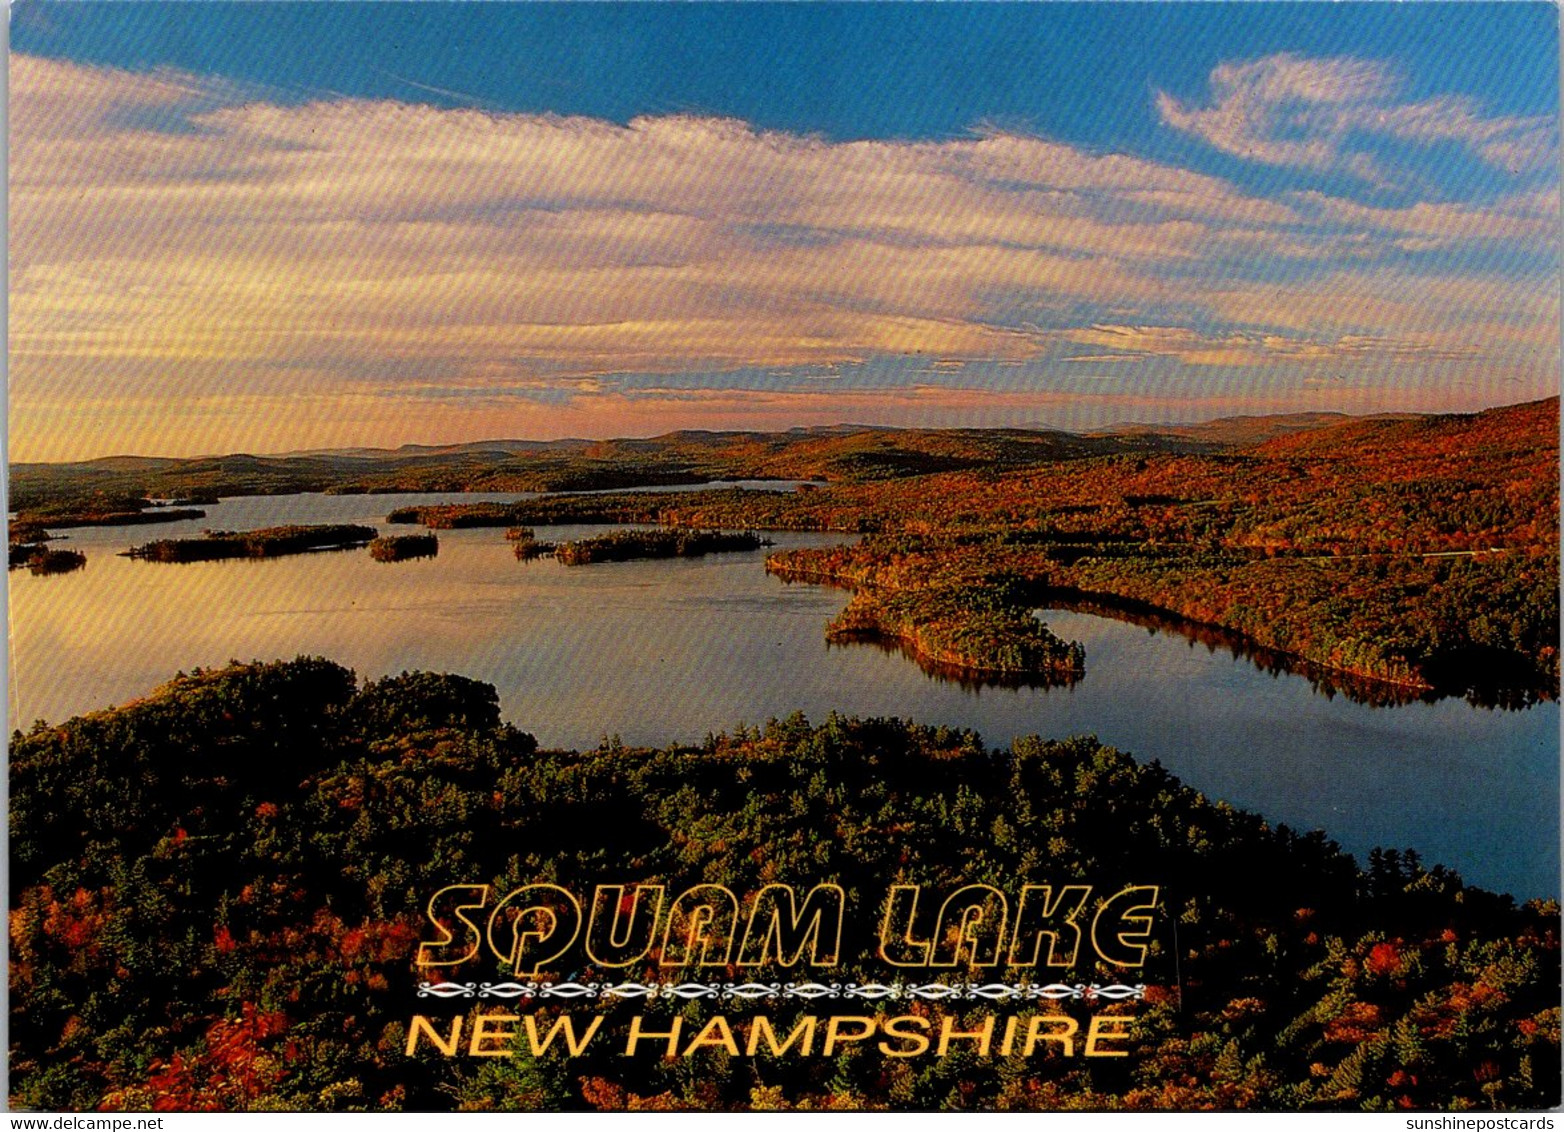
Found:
[10,4,1560,462]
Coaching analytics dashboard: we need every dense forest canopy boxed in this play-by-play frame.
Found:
[9,659,1559,1111]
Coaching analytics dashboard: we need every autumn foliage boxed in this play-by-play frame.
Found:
[9,659,1559,1111]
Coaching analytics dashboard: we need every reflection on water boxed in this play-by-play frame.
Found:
[8,492,1558,899]
[822,632,1083,693]
[1034,590,1554,711]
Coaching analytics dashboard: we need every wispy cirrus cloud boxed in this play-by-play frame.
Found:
[1062,324,1477,368]
[1157,53,1556,181]
[9,53,1559,459]
[1288,189,1560,251]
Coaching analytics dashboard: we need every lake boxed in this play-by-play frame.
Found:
[9,490,1558,899]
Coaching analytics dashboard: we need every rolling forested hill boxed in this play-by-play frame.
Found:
[9,659,1559,1111]
[9,407,1385,512]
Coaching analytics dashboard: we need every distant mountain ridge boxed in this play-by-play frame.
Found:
[19,403,1530,469]
[1093,410,1424,448]
[11,398,1556,514]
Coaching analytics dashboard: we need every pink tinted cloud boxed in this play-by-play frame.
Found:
[9,54,1559,458]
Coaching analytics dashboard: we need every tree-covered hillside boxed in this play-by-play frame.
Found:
[10,659,1558,1111]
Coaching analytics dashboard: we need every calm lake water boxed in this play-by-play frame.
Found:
[9,491,1558,899]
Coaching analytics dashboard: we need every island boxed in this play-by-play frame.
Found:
[20,547,86,576]
[368,534,439,562]
[126,524,378,562]
[553,528,768,566]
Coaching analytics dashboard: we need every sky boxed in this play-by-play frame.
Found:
[9,2,1561,461]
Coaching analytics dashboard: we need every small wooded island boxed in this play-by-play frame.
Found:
[13,547,87,576]
[553,528,767,565]
[505,527,556,560]
[9,523,52,571]
[126,524,377,562]
[368,533,438,562]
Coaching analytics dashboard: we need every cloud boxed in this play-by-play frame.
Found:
[1289,189,1561,250]
[1062,324,1477,369]
[8,53,1560,458]
[1158,53,1556,180]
